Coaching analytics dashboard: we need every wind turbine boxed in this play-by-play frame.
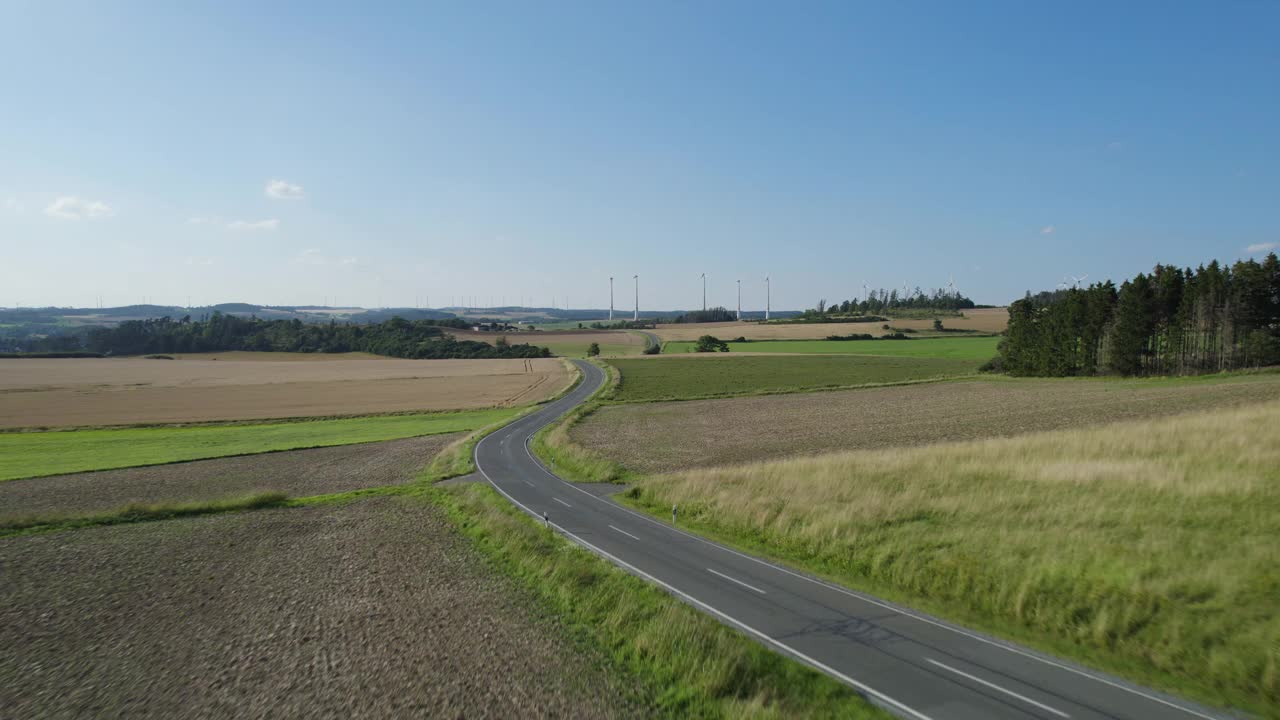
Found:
[947,275,958,298]
[633,275,639,322]
[701,272,707,311]
[1071,274,1089,288]
[765,275,771,320]
[609,277,614,321]
[862,283,869,303]
[736,279,741,320]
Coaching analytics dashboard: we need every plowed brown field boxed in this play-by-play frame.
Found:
[0,356,570,428]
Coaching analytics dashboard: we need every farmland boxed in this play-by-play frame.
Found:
[621,400,1280,713]
[0,433,462,525]
[663,335,1000,359]
[0,355,569,428]
[0,407,512,481]
[574,371,1280,473]
[649,307,1008,342]
[454,329,646,357]
[0,496,642,718]
[608,354,981,401]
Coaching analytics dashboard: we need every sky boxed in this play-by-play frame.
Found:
[2,1,1277,311]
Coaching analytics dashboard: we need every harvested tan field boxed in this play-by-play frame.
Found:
[649,307,1008,341]
[572,373,1280,474]
[0,356,569,428]
[454,329,645,355]
[0,433,461,523]
[0,496,640,719]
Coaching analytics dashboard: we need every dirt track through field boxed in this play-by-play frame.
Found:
[0,356,568,428]
[574,375,1280,474]
[0,496,640,719]
[0,433,462,523]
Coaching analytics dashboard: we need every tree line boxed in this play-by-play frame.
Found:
[38,313,551,359]
[806,287,977,318]
[1000,253,1280,376]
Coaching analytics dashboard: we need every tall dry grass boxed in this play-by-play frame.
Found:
[628,400,1280,713]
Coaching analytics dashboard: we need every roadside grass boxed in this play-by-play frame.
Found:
[426,482,890,719]
[0,408,518,481]
[608,355,980,402]
[621,401,1280,715]
[663,336,1000,359]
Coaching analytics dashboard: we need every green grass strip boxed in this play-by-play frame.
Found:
[0,492,291,537]
[664,335,1000,359]
[426,483,890,719]
[0,407,518,481]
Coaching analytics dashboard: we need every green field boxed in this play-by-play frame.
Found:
[623,400,1280,714]
[0,408,517,481]
[664,335,1000,359]
[608,355,980,402]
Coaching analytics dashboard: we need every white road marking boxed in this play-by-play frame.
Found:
[508,365,1222,719]
[926,658,1070,718]
[475,448,935,720]
[609,524,640,541]
[522,480,534,487]
[707,567,766,594]
[542,444,1224,720]
[552,497,572,508]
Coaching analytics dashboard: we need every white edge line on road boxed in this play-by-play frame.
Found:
[609,524,640,541]
[474,426,934,718]
[926,658,1070,719]
[476,460,935,720]
[527,417,1218,717]
[707,567,767,594]
[552,497,572,508]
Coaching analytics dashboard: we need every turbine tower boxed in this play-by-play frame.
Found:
[765,275,771,321]
[633,275,639,322]
[736,279,741,321]
[609,277,614,321]
[701,272,707,311]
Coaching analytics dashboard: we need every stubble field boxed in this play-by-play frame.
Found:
[576,373,1280,474]
[453,329,646,357]
[649,307,1008,342]
[0,355,570,428]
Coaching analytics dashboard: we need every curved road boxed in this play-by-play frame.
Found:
[475,360,1227,720]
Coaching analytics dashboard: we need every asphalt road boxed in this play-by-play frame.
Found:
[475,359,1229,720]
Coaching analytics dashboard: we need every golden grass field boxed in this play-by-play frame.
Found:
[452,329,646,356]
[626,399,1280,711]
[574,373,1280,473]
[649,307,1008,341]
[0,355,571,428]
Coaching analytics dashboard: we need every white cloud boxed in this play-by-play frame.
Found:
[44,196,114,220]
[1246,242,1278,254]
[227,218,280,231]
[1040,225,1055,235]
[185,256,216,266]
[265,179,305,200]
[294,248,358,266]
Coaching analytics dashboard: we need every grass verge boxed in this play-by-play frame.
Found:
[620,401,1280,716]
[425,482,890,719]
[0,407,518,481]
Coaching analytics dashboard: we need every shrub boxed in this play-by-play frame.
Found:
[693,335,729,353]
[587,342,601,357]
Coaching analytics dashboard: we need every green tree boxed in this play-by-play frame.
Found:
[587,342,600,356]
[693,335,729,352]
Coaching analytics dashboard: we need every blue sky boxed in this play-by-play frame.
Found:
[2,1,1277,310]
